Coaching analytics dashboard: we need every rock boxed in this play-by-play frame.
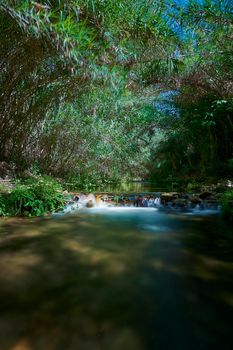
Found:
[86,200,94,208]
[174,198,188,208]
[161,193,174,203]
[199,191,214,200]
[96,195,103,204]
[87,193,96,201]
[190,196,202,205]
[179,193,190,200]
[73,194,80,201]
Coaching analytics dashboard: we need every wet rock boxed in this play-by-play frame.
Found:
[73,194,80,201]
[86,200,94,208]
[96,194,103,205]
[174,198,188,208]
[87,193,96,202]
[179,193,190,200]
[190,196,202,205]
[199,191,214,200]
[161,193,174,203]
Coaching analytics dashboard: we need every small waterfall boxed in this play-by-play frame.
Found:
[59,192,220,216]
[154,197,161,207]
[75,193,163,209]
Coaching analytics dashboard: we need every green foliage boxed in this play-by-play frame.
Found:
[0,177,65,217]
[66,176,108,192]
[0,184,10,216]
[148,0,233,183]
[149,94,233,181]
[0,0,174,182]
[221,190,233,221]
[228,159,233,170]
[0,0,232,189]
[0,194,7,216]
[186,182,202,193]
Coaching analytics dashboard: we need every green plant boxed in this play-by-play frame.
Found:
[8,184,36,216]
[0,193,7,216]
[187,182,202,193]
[0,0,232,185]
[31,176,65,214]
[1,176,66,217]
[220,190,233,221]
[228,159,233,170]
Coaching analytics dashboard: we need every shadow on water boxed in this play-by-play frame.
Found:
[0,208,232,350]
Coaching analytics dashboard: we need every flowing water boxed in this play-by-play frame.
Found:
[0,207,232,350]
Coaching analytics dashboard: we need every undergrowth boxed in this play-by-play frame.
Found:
[0,176,65,217]
[221,190,233,221]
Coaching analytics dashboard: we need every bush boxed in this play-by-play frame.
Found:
[66,174,119,192]
[0,193,7,216]
[0,176,65,217]
[221,190,233,221]
[187,182,202,192]
[24,176,65,214]
[0,184,10,216]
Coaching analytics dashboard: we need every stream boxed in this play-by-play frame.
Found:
[0,206,233,350]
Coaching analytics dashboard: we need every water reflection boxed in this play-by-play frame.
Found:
[0,209,232,350]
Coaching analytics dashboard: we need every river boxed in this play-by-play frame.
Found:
[0,207,232,350]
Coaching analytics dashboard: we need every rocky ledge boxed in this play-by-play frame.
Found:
[60,190,222,214]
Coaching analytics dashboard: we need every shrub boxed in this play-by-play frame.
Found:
[187,182,202,192]
[66,174,119,192]
[0,176,65,217]
[0,193,7,216]
[25,176,65,214]
[8,184,36,216]
[220,190,233,221]
[0,184,10,216]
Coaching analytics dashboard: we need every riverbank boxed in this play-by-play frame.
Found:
[1,173,233,221]
[58,190,223,219]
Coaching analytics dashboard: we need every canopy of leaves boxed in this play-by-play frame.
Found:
[148,0,233,181]
[0,0,232,184]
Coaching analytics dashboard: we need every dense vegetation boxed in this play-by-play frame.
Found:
[0,176,66,216]
[0,1,232,217]
[221,190,233,221]
[149,1,233,182]
[1,0,173,183]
